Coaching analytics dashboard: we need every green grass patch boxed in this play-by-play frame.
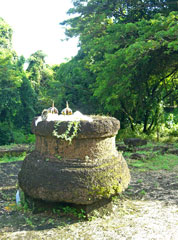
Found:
[0,143,30,150]
[0,153,26,164]
[136,179,143,183]
[0,143,21,150]
[127,154,178,171]
[123,152,132,158]
[137,141,154,148]
[173,142,178,149]
[136,150,151,155]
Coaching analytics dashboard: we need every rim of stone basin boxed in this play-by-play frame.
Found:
[32,115,120,138]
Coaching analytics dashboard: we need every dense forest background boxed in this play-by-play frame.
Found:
[0,0,178,145]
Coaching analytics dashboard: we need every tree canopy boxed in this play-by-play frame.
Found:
[60,0,178,132]
[49,51,100,114]
[0,17,12,49]
[0,18,37,144]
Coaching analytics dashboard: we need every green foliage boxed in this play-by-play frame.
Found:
[26,134,36,143]
[26,50,54,104]
[25,50,56,114]
[12,130,35,144]
[0,18,37,144]
[0,17,13,49]
[138,189,147,196]
[0,64,36,144]
[0,124,35,145]
[52,205,86,219]
[90,12,178,132]
[127,154,178,171]
[61,206,86,219]
[0,153,26,164]
[55,155,62,160]
[48,52,100,115]
[26,50,47,89]
[62,0,178,38]
[117,121,178,142]
[0,122,13,145]
[61,0,178,133]
[0,49,22,122]
[12,130,27,144]
[14,76,37,132]
[136,179,143,183]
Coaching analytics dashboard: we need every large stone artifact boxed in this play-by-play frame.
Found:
[18,105,130,211]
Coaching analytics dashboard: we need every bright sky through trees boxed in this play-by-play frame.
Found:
[0,0,78,64]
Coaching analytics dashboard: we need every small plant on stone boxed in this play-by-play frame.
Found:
[62,206,86,219]
[24,216,35,228]
[77,209,86,220]
[52,208,61,215]
[47,218,55,224]
[52,205,86,219]
[138,189,147,196]
[137,179,143,183]
[55,155,62,160]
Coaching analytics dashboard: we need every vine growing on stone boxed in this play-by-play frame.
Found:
[52,121,80,143]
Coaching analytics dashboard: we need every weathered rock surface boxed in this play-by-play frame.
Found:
[18,116,130,205]
[18,151,130,204]
[32,116,120,139]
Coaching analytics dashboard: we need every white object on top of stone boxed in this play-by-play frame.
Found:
[35,111,93,126]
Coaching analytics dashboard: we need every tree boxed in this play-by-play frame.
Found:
[61,0,178,132]
[48,51,100,114]
[0,18,37,144]
[26,50,47,90]
[62,0,178,38]
[88,12,178,132]
[0,49,22,122]
[0,48,22,144]
[0,17,13,49]
[14,55,37,132]
[26,50,55,112]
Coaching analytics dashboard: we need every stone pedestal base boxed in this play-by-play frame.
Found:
[18,151,130,205]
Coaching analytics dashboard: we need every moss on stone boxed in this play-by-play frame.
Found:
[87,156,130,200]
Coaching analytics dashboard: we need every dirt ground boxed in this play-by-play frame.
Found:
[0,156,178,239]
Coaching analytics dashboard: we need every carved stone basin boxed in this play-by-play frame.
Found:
[18,116,130,205]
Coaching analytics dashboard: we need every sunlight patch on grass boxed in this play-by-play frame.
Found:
[127,154,178,171]
[0,153,26,164]
[0,144,29,150]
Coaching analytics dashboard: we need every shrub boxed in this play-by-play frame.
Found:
[12,130,35,144]
[0,122,14,145]
[12,130,27,144]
